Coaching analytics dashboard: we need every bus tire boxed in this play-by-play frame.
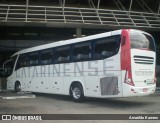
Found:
[70,83,84,102]
[14,81,21,92]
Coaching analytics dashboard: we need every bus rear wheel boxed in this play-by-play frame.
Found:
[71,83,84,102]
[15,82,21,92]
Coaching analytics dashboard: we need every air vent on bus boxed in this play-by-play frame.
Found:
[133,55,154,64]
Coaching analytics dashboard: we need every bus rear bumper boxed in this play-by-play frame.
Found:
[122,84,156,97]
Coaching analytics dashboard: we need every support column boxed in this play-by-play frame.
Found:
[157,2,160,16]
[97,0,100,9]
[26,0,29,6]
[129,0,133,13]
[26,0,29,22]
[76,28,82,38]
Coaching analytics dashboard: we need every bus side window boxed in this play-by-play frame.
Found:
[16,54,28,70]
[73,42,91,61]
[55,46,70,63]
[28,52,39,66]
[94,35,120,59]
[40,49,53,65]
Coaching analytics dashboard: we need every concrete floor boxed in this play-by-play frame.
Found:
[0,92,160,123]
[1,92,160,114]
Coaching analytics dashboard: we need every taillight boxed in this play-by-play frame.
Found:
[124,66,135,86]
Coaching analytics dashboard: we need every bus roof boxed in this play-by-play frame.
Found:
[11,29,150,57]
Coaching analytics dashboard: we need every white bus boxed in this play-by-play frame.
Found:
[5,29,156,102]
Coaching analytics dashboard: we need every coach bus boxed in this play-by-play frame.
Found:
[5,29,156,102]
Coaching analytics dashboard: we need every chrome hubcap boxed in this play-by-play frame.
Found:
[72,87,81,99]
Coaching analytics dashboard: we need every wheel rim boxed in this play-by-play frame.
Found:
[72,87,81,99]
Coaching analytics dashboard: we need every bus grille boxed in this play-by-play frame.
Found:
[133,55,154,65]
[100,77,118,95]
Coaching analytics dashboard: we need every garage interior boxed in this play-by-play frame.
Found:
[0,0,160,70]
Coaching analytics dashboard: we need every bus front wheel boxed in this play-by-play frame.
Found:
[14,81,21,92]
[71,83,84,102]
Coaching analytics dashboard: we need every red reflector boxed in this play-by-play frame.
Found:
[143,88,148,92]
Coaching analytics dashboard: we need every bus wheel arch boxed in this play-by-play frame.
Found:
[14,81,21,92]
[69,81,85,102]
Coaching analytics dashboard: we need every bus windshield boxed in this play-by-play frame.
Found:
[4,56,17,77]
[130,31,155,51]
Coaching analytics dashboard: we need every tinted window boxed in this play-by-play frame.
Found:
[94,35,120,59]
[41,49,53,65]
[28,52,39,66]
[73,42,91,61]
[4,56,17,76]
[16,54,28,70]
[55,46,70,63]
[130,31,155,51]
